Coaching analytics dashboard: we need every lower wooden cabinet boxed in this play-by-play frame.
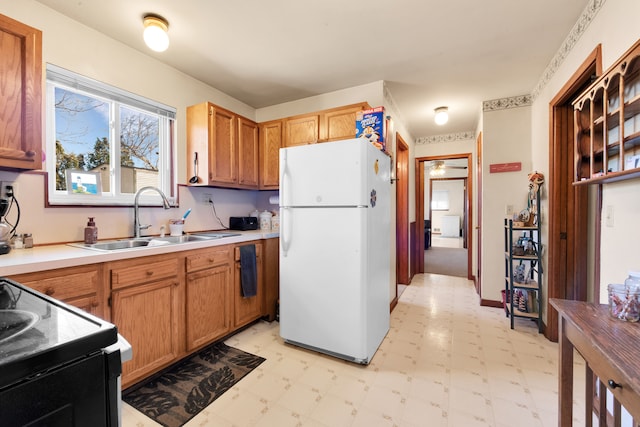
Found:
[108,254,181,388]
[8,238,274,389]
[185,246,233,351]
[233,243,263,328]
[9,264,104,318]
[263,238,279,321]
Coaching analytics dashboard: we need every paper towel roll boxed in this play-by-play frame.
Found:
[268,195,280,205]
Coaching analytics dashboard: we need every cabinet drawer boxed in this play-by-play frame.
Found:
[13,268,99,301]
[111,258,178,290]
[234,244,262,262]
[186,246,231,273]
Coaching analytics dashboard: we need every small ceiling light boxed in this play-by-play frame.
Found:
[434,106,448,125]
[143,14,169,52]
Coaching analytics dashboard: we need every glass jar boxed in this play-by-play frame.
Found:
[259,210,272,230]
[608,282,640,322]
[625,271,640,287]
[12,234,23,249]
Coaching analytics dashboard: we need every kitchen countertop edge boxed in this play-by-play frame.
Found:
[0,230,279,276]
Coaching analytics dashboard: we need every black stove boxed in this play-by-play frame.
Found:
[0,277,120,426]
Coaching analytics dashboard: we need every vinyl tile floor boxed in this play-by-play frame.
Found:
[122,273,586,426]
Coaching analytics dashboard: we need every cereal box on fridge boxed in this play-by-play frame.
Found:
[356,106,386,151]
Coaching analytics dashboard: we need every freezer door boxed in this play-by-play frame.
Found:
[280,138,385,207]
[279,207,369,359]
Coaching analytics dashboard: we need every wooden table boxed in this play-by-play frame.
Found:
[550,299,640,426]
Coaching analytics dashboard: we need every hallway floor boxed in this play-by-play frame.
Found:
[122,273,586,426]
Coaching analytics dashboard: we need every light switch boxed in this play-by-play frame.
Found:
[505,205,514,215]
[606,205,614,227]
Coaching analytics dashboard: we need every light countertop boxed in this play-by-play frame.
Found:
[0,230,279,276]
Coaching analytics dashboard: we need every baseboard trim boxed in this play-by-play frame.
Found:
[481,299,503,308]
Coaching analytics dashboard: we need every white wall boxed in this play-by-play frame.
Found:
[481,106,532,303]
[530,0,640,305]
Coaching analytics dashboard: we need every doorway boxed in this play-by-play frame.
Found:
[395,134,410,299]
[415,154,473,281]
[546,45,602,342]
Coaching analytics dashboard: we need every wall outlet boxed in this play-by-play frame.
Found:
[200,193,213,204]
[0,181,17,199]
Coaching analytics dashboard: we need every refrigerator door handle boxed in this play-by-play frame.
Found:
[280,207,290,257]
[280,149,289,205]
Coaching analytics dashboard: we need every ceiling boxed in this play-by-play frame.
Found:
[35,0,589,139]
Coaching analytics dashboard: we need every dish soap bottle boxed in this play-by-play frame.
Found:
[84,217,98,244]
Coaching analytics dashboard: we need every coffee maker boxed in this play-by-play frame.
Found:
[0,198,11,254]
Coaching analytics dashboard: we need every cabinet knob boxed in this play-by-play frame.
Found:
[91,300,99,307]
[25,150,36,157]
[45,287,55,296]
[608,379,622,389]
[146,270,153,276]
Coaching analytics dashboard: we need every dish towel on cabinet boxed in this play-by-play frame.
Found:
[240,244,257,297]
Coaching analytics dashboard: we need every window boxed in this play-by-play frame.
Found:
[46,64,177,206]
[431,190,450,211]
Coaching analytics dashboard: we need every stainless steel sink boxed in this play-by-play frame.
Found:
[0,309,39,343]
[67,232,240,252]
[69,239,151,251]
[149,235,214,244]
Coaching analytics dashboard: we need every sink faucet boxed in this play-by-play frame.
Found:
[134,186,172,238]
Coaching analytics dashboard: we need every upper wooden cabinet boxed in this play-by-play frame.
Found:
[186,102,259,189]
[237,117,260,187]
[0,14,42,171]
[573,39,640,184]
[282,102,369,147]
[321,102,369,142]
[260,102,370,189]
[284,113,320,147]
[259,119,283,189]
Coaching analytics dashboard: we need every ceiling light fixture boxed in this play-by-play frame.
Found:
[143,14,170,52]
[434,106,449,125]
[430,160,446,176]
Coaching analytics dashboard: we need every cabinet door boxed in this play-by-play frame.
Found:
[259,120,282,189]
[233,244,263,328]
[10,265,103,318]
[321,103,367,142]
[186,265,232,351]
[237,117,259,188]
[112,277,180,387]
[284,114,319,147]
[263,238,279,321]
[0,15,42,170]
[209,105,237,184]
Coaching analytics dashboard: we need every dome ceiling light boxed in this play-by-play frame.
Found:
[143,14,170,52]
[434,106,448,125]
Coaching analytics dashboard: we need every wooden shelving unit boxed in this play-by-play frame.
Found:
[573,38,640,185]
[503,189,543,332]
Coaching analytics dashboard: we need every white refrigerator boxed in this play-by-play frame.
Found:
[279,138,391,364]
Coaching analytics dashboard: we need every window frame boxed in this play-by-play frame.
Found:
[45,64,178,207]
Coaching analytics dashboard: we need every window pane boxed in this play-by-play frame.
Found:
[54,87,109,191]
[431,190,450,210]
[119,106,161,194]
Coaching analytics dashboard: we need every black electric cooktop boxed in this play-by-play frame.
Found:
[0,277,117,389]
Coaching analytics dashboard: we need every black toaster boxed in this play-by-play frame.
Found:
[229,216,258,230]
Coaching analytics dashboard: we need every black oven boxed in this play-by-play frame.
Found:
[0,277,121,426]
